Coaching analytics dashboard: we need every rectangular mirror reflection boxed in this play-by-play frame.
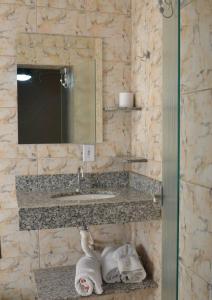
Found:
[18,61,96,144]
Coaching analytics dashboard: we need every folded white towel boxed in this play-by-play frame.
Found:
[101,246,121,283]
[113,244,146,283]
[75,255,103,296]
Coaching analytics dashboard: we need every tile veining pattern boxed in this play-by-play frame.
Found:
[0,1,133,299]
[131,0,163,181]
[0,1,162,300]
[130,2,163,300]
[179,0,212,299]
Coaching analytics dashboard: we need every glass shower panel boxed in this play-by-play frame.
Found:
[162,1,180,300]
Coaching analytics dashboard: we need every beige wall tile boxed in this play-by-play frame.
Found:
[0,108,17,144]
[180,181,212,284]
[145,107,162,162]
[180,1,212,297]
[131,160,162,181]
[0,123,17,143]
[103,61,131,107]
[0,56,17,107]
[0,158,37,175]
[0,256,38,298]
[39,251,82,269]
[0,108,16,124]
[0,144,36,159]
[130,221,162,282]
[181,89,212,188]
[37,144,69,158]
[89,223,131,247]
[37,144,82,159]
[0,175,17,208]
[0,208,19,235]
[39,227,81,255]
[0,192,17,208]
[96,0,131,15]
[181,0,212,93]
[17,32,96,66]
[145,1,162,34]
[179,263,211,300]
[131,110,148,159]
[131,0,162,181]
[95,142,129,158]
[85,157,125,173]
[68,144,82,160]
[36,7,87,36]
[1,230,39,258]
[0,4,36,32]
[37,0,131,16]
[37,7,131,38]
[39,227,83,268]
[86,12,131,39]
[103,112,131,149]
[103,36,131,63]
[36,0,97,11]
[18,42,95,66]
[0,4,36,57]
[0,31,16,56]
[0,288,23,300]
[0,1,35,4]
[37,157,80,175]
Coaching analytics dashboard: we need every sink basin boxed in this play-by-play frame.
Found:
[52,192,117,201]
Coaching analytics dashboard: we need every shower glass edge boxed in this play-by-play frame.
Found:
[161,0,180,300]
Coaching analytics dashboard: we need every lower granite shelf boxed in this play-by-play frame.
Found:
[34,265,157,300]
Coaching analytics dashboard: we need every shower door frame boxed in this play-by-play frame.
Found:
[161,1,180,299]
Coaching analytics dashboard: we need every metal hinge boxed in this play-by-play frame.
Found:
[153,186,163,206]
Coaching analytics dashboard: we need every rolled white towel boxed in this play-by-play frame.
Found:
[75,255,103,296]
[113,244,146,283]
[101,246,121,283]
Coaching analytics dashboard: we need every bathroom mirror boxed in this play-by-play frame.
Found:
[16,33,103,144]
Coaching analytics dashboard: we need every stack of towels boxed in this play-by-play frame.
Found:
[75,235,146,297]
[101,244,146,284]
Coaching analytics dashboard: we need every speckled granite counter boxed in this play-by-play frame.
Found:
[34,265,158,300]
[16,172,161,230]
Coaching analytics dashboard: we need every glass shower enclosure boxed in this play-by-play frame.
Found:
[162,0,180,299]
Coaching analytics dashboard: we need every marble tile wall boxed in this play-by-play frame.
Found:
[0,1,132,299]
[130,2,162,300]
[131,0,163,181]
[0,1,162,299]
[130,221,162,300]
[179,0,212,299]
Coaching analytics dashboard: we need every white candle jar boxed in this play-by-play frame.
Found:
[119,92,134,108]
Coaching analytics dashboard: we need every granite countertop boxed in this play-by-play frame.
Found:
[34,265,158,300]
[17,186,154,208]
[16,172,161,231]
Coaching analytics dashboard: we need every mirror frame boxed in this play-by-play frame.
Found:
[16,33,103,143]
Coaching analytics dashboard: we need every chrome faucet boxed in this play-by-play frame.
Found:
[76,166,84,193]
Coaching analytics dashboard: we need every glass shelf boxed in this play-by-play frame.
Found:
[104,107,142,112]
[116,156,148,163]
